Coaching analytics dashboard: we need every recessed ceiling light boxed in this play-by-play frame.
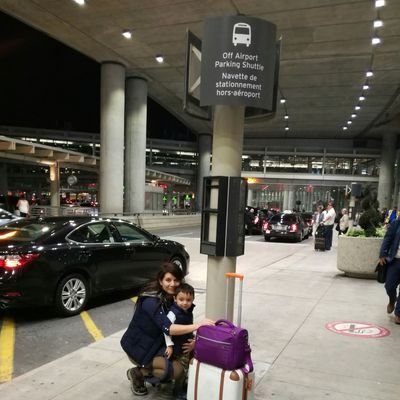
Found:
[122,30,132,39]
[359,96,366,101]
[155,55,164,63]
[355,105,361,110]
[280,98,286,104]
[343,126,348,131]
[351,114,357,118]
[73,0,85,5]
[366,71,374,77]
[374,19,383,28]
[285,126,290,131]
[372,36,381,45]
[347,121,352,125]
[375,0,386,8]
[363,84,370,90]
[284,115,289,119]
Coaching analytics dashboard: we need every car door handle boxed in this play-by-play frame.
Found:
[79,250,92,256]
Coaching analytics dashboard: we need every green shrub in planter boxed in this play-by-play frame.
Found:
[346,226,385,238]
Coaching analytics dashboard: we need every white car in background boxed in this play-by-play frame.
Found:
[0,208,24,226]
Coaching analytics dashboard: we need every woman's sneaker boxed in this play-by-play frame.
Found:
[127,368,148,396]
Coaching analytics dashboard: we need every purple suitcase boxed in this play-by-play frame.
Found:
[194,273,253,373]
[194,319,252,371]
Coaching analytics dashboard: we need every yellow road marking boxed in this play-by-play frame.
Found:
[0,317,15,382]
[131,296,138,303]
[80,311,104,341]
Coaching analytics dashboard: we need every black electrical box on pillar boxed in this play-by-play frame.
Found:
[200,176,247,257]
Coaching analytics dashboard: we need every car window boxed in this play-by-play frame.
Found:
[113,222,152,243]
[68,222,113,244]
[282,215,297,223]
[0,221,60,241]
[270,214,297,224]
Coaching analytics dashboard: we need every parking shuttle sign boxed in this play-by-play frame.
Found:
[200,16,277,110]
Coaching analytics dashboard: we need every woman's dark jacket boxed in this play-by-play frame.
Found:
[120,291,173,367]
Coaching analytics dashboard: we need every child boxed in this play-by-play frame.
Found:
[164,283,195,399]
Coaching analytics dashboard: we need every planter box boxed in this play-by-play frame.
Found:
[337,235,383,278]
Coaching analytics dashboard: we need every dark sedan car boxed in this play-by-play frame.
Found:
[262,212,310,242]
[0,216,189,316]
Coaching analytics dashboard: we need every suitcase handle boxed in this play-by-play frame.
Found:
[225,273,244,325]
[225,272,244,280]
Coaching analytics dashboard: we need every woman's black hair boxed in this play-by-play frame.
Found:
[140,262,184,298]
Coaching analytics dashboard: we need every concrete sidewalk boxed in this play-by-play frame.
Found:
[1,233,399,399]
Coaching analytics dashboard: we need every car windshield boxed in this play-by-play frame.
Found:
[0,220,63,242]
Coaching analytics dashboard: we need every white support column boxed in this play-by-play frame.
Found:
[378,132,397,209]
[50,162,60,210]
[206,105,245,321]
[124,77,148,214]
[99,62,125,214]
[196,133,212,212]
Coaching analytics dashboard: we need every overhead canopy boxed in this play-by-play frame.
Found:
[0,0,399,140]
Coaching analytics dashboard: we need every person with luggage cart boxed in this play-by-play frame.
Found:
[120,263,214,397]
[319,201,336,250]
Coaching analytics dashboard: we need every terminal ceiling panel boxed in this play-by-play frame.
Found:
[1,0,399,140]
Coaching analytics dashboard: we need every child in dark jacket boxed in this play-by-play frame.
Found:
[164,283,195,399]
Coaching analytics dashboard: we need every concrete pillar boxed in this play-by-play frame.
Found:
[99,62,125,214]
[50,162,60,211]
[283,188,289,211]
[377,132,397,209]
[124,77,148,214]
[196,133,212,211]
[247,189,254,206]
[0,163,7,194]
[206,105,245,321]
[288,187,295,211]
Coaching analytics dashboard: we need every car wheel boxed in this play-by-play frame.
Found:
[55,274,89,317]
[170,256,186,274]
[296,233,302,242]
[264,235,271,242]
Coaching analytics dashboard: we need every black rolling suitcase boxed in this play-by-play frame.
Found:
[314,225,326,251]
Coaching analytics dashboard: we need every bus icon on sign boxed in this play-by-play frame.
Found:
[232,23,251,47]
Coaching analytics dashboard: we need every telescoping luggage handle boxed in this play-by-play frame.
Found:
[225,272,244,327]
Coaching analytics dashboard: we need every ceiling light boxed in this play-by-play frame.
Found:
[355,105,361,110]
[359,96,366,101]
[375,0,386,8]
[363,84,370,90]
[366,71,374,77]
[347,121,352,125]
[122,30,132,39]
[343,126,348,131]
[351,113,357,118]
[372,36,381,45]
[155,55,164,63]
[284,115,289,119]
[73,0,85,5]
[280,98,286,104]
[374,19,383,28]
[285,126,290,131]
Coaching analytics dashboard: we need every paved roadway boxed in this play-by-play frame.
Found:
[0,226,314,383]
